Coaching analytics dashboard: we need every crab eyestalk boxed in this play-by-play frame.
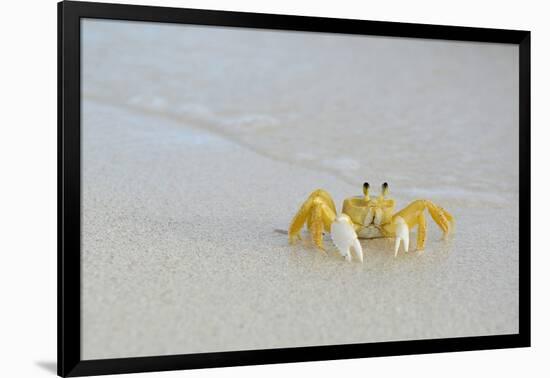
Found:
[363,182,370,201]
[381,182,389,199]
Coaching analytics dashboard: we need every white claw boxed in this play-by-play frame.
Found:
[331,215,363,263]
[394,216,409,257]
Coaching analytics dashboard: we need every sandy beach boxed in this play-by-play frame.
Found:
[81,19,519,359]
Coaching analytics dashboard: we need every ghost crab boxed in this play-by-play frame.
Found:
[288,182,454,262]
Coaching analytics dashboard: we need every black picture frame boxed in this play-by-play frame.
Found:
[58,1,531,376]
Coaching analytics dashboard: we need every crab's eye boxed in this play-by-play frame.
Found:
[381,182,389,195]
[363,182,370,196]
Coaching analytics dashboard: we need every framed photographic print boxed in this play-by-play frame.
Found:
[58,1,530,376]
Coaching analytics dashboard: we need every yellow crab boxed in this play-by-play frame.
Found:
[288,182,454,262]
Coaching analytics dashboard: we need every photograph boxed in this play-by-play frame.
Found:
[80,17,519,360]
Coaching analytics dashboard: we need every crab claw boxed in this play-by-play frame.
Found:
[394,216,409,257]
[331,215,363,263]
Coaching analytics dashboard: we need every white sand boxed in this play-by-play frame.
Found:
[81,20,519,359]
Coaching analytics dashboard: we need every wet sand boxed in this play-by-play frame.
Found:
[81,20,519,359]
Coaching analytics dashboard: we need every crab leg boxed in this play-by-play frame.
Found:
[288,189,337,250]
[288,195,313,243]
[392,199,454,252]
[417,213,427,250]
[288,189,336,244]
[308,199,337,250]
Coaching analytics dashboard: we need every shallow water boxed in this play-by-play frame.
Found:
[80,19,519,359]
[82,19,518,202]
